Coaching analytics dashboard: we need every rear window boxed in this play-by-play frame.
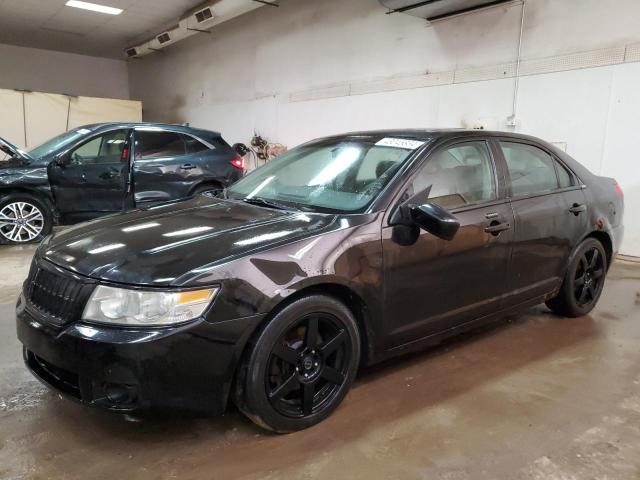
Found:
[183,135,211,154]
[135,131,186,159]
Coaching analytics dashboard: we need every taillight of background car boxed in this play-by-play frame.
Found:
[230,156,244,170]
[614,181,624,199]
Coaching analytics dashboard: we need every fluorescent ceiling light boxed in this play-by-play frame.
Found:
[65,1,123,15]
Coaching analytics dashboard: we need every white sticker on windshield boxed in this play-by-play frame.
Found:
[76,128,91,135]
[375,138,425,150]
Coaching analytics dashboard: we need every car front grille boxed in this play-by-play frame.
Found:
[24,259,95,326]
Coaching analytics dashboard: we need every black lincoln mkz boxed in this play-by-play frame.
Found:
[17,130,624,432]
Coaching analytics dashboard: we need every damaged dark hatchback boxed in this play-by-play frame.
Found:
[0,123,243,244]
[17,130,623,432]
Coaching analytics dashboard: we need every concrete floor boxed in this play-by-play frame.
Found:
[1,244,640,480]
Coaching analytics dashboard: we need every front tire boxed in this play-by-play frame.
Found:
[546,238,607,317]
[235,294,361,433]
[0,194,53,244]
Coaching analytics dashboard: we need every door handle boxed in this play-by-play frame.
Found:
[99,171,119,180]
[180,163,196,170]
[569,203,587,215]
[484,221,511,235]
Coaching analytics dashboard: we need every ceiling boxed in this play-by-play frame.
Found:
[0,0,209,59]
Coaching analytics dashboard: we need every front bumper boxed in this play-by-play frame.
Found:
[16,295,264,414]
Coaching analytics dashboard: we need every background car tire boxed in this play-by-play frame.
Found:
[0,194,53,244]
[546,238,608,317]
[235,294,361,433]
[192,182,223,197]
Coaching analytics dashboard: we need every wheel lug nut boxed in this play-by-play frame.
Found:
[314,362,318,367]
[304,373,308,378]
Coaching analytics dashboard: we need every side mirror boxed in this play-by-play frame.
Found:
[54,154,69,167]
[409,203,460,241]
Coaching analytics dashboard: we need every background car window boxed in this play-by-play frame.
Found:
[556,160,574,188]
[183,135,211,154]
[135,131,186,159]
[69,130,128,165]
[501,142,559,197]
[407,141,496,210]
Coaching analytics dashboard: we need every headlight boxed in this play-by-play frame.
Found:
[82,285,219,326]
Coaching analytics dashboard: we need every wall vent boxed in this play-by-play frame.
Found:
[195,7,213,23]
[157,32,171,44]
[125,47,138,58]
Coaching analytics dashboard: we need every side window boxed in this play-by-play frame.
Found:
[135,131,186,160]
[556,160,573,188]
[183,135,211,154]
[407,141,496,210]
[69,130,128,165]
[500,142,559,197]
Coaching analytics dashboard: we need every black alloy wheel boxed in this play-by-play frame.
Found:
[235,294,360,432]
[546,238,608,317]
[573,246,605,308]
[266,313,350,417]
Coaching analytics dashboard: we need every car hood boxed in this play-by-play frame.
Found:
[0,137,33,163]
[42,196,341,286]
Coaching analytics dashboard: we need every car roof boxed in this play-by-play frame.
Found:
[326,128,595,181]
[327,128,551,143]
[77,122,222,138]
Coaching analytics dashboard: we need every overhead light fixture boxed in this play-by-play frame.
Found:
[65,0,123,15]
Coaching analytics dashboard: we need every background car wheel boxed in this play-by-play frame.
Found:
[546,238,607,317]
[235,294,361,433]
[0,194,52,244]
[192,183,223,197]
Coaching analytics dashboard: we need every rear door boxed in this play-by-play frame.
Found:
[493,139,588,305]
[48,129,130,213]
[132,129,202,204]
[382,139,514,347]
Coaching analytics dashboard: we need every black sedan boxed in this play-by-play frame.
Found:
[0,123,243,244]
[16,130,623,432]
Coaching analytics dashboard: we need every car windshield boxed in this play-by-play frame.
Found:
[27,127,96,159]
[227,135,428,213]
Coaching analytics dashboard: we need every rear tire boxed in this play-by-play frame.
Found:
[234,294,361,433]
[0,194,53,244]
[546,238,607,317]
[192,183,223,197]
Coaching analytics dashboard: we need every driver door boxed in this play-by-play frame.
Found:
[49,129,131,214]
[381,139,514,348]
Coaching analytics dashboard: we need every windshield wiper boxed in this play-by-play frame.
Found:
[242,196,298,211]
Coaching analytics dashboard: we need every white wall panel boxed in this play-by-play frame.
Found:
[24,92,69,150]
[0,89,142,152]
[0,90,25,149]
[67,96,142,129]
[601,63,640,256]
[516,68,613,175]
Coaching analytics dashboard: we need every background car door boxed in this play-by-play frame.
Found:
[48,129,130,213]
[495,139,589,305]
[382,140,514,348]
[132,130,204,203]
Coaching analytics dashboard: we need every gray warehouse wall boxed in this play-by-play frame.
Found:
[0,43,130,99]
